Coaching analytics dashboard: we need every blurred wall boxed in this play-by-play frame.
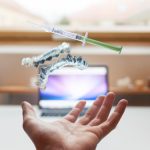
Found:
[0,54,36,86]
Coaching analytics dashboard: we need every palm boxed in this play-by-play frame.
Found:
[34,119,99,150]
[22,92,127,150]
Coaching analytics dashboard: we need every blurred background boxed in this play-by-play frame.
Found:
[0,0,150,105]
[0,0,150,150]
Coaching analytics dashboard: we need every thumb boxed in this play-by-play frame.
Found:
[22,101,36,120]
[21,101,37,131]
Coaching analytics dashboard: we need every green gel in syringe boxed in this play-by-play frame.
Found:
[80,36,122,53]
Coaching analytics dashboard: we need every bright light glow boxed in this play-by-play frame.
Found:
[39,66,108,109]
[14,0,101,22]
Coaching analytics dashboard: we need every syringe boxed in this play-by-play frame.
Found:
[40,24,122,53]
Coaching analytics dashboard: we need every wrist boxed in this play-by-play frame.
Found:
[37,144,65,150]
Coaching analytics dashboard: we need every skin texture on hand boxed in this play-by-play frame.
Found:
[22,92,128,150]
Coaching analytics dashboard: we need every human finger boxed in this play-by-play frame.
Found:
[21,101,37,132]
[96,99,128,139]
[64,101,86,122]
[78,96,105,125]
[89,92,115,126]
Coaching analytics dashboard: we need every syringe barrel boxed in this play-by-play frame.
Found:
[52,27,82,41]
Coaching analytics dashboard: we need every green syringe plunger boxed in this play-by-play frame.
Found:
[81,36,122,53]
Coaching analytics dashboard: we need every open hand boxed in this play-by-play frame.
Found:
[22,92,128,150]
